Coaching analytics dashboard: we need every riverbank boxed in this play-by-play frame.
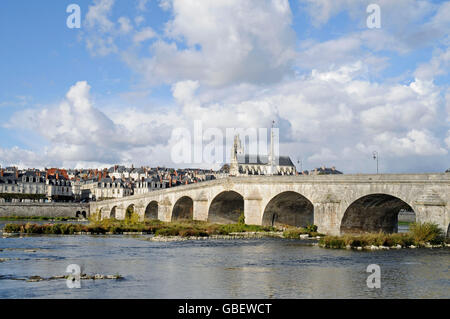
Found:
[319,222,449,250]
[1,219,282,237]
[1,216,326,241]
[2,219,448,249]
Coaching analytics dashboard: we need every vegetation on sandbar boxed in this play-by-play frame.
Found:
[2,211,275,237]
[319,222,448,249]
[283,224,324,238]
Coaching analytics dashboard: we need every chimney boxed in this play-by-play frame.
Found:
[0,169,3,177]
[16,170,19,179]
[56,172,59,180]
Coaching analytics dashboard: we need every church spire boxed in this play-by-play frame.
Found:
[230,134,242,176]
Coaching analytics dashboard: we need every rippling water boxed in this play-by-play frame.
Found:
[0,232,448,299]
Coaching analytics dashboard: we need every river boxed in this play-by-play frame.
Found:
[0,224,448,299]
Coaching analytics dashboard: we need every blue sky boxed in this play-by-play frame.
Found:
[0,0,449,173]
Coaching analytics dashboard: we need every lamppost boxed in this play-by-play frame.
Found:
[372,151,379,174]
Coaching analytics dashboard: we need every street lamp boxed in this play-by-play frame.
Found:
[372,151,379,174]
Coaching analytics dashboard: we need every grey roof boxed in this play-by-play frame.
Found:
[0,174,19,183]
[98,177,126,186]
[237,155,294,166]
[313,167,343,174]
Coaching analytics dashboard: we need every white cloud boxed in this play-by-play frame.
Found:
[7,82,173,167]
[299,0,444,52]
[308,148,338,162]
[0,147,47,169]
[83,0,117,56]
[133,27,157,44]
[4,0,450,173]
[85,0,115,32]
[5,62,450,171]
[415,48,450,80]
[159,0,172,11]
[134,15,145,26]
[125,0,297,86]
[137,0,149,11]
[373,130,447,156]
[118,17,133,34]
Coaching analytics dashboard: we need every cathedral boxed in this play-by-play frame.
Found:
[229,129,297,176]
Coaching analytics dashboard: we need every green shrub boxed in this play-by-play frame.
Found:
[237,211,245,225]
[283,228,308,239]
[217,223,273,234]
[124,211,141,226]
[306,224,318,233]
[319,236,346,249]
[88,209,102,225]
[155,227,180,236]
[282,225,320,239]
[409,222,444,245]
[3,224,22,233]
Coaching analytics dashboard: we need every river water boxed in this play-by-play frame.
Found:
[0,226,448,299]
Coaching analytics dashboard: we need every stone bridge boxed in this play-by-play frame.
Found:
[90,174,450,236]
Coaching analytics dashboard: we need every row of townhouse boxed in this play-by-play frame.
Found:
[0,165,225,203]
[0,169,74,202]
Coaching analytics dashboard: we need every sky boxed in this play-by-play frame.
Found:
[0,0,449,173]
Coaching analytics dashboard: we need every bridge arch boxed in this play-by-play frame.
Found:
[262,191,314,227]
[110,206,117,219]
[172,196,193,221]
[208,191,244,224]
[340,193,415,234]
[145,201,158,220]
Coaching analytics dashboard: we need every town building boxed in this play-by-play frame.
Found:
[308,166,343,175]
[229,127,296,176]
[94,177,132,200]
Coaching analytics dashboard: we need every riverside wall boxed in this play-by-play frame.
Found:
[0,203,90,218]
